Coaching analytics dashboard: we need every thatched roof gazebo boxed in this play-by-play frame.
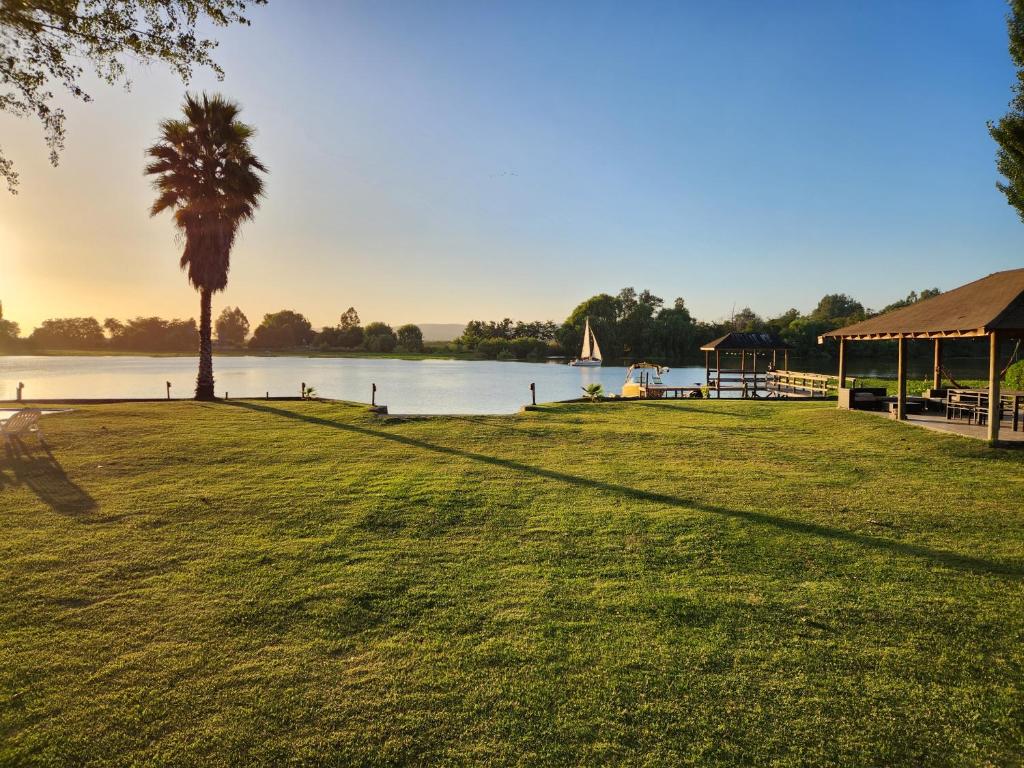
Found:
[820,268,1024,441]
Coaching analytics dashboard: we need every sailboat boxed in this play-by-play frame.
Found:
[569,317,603,367]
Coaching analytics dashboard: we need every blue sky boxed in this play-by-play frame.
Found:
[2,0,1022,330]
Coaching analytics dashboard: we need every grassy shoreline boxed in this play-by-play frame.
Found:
[2,399,1022,765]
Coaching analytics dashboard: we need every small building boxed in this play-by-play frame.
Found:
[700,332,793,398]
[820,268,1024,442]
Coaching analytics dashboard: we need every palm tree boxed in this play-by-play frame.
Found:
[145,93,266,400]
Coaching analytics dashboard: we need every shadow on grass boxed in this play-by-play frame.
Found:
[0,439,97,515]
[226,400,1023,579]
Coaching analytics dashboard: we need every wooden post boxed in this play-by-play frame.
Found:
[784,350,789,371]
[772,349,777,368]
[896,337,907,421]
[372,383,377,407]
[716,350,721,398]
[166,381,172,400]
[932,339,942,391]
[988,332,1001,443]
[530,382,536,405]
[705,350,710,387]
[301,382,306,399]
[16,382,23,402]
[837,338,847,389]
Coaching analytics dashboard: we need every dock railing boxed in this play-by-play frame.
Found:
[765,370,851,398]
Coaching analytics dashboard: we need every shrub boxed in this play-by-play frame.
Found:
[1006,359,1024,391]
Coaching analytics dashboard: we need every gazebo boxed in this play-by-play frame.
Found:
[820,268,1024,442]
[701,332,793,398]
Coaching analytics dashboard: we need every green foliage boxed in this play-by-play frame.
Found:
[880,289,942,314]
[363,322,397,353]
[990,0,1024,221]
[28,317,105,349]
[2,401,1024,764]
[581,383,604,401]
[339,307,360,331]
[0,0,265,192]
[396,324,424,352]
[106,317,197,352]
[215,306,250,346]
[458,319,558,348]
[249,311,315,349]
[1006,359,1024,391]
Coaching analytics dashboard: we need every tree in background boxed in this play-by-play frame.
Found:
[250,311,315,349]
[396,324,424,352]
[880,289,941,314]
[0,301,21,352]
[0,0,264,193]
[106,317,197,351]
[990,0,1024,220]
[215,306,250,346]
[363,322,397,353]
[146,93,266,399]
[30,317,106,349]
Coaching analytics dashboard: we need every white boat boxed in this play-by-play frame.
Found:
[570,317,603,367]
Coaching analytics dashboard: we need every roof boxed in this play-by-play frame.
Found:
[820,269,1024,341]
[700,332,792,351]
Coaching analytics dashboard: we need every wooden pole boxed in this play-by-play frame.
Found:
[932,339,942,391]
[988,332,1001,443]
[896,337,907,421]
[784,350,789,371]
[530,382,536,405]
[772,349,777,368]
[716,350,721,398]
[837,338,847,389]
[705,350,710,388]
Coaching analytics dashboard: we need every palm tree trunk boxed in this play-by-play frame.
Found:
[196,287,215,400]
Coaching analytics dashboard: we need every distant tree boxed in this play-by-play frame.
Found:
[30,317,105,349]
[731,307,763,332]
[107,317,196,351]
[0,0,265,193]
[990,0,1024,221]
[250,310,315,349]
[339,307,360,330]
[215,306,250,346]
[879,288,942,314]
[810,294,865,323]
[0,301,21,351]
[363,322,397,353]
[396,324,424,352]
[146,92,266,399]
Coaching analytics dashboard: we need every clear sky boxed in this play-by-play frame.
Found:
[2,0,1023,333]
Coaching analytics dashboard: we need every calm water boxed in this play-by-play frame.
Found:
[0,356,713,414]
[0,354,991,414]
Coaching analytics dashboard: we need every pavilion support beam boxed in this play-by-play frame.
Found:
[932,339,942,391]
[988,331,1001,443]
[716,350,721,398]
[837,338,847,388]
[784,350,789,371]
[896,337,907,421]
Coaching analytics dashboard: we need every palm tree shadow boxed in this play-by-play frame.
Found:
[225,401,1023,580]
[1,440,97,515]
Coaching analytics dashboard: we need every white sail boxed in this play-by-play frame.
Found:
[580,317,592,359]
[589,325,602,361]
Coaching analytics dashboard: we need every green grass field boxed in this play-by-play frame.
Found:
[2,400,1022,766]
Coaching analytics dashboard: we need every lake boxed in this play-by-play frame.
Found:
[0,354,982,414]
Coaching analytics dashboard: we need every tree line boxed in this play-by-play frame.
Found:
[1,286,944,362]
[457,286,942,363]
[0,304,426,355]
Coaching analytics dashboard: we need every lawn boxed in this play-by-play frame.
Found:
[1,399,1022,766]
